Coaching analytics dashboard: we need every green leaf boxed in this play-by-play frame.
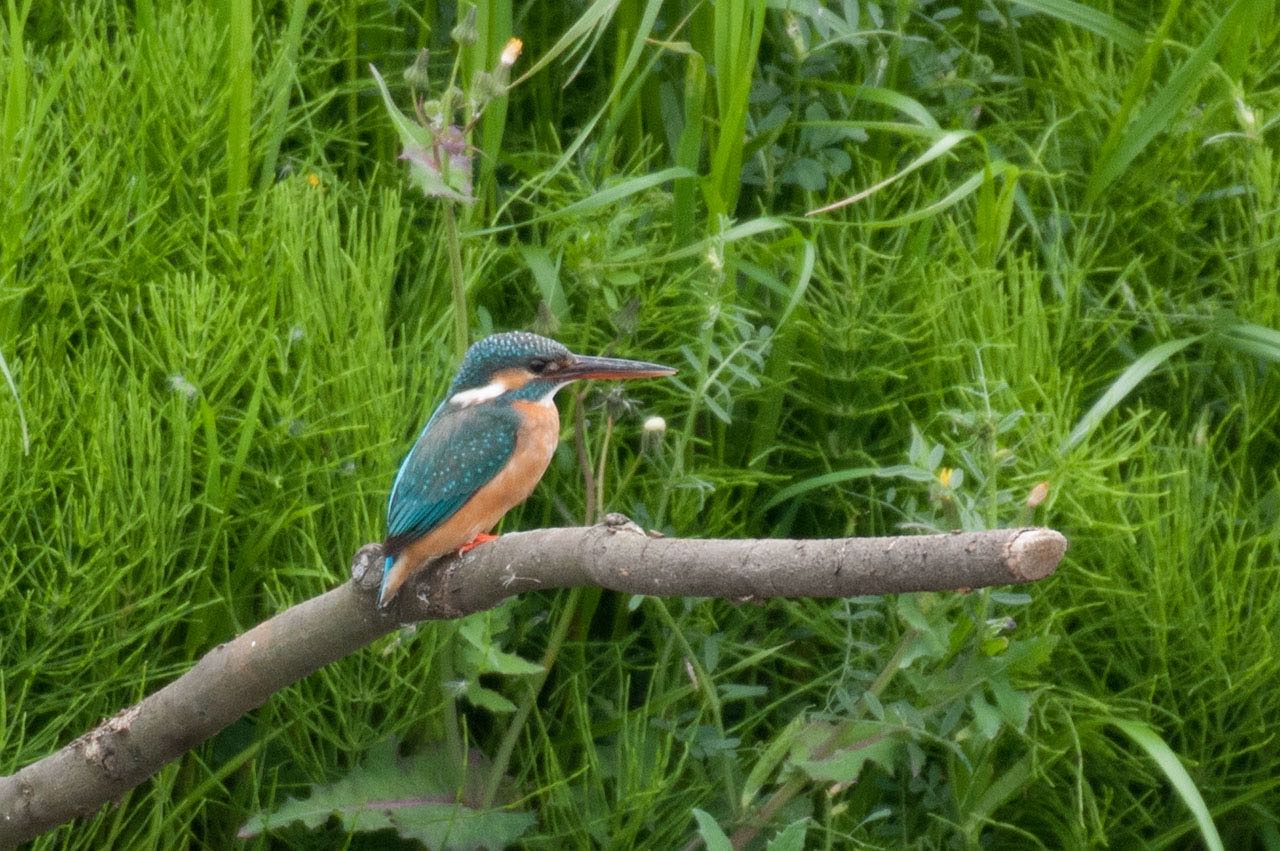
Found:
[969,693,1002,741]
[838,84,940,129]
[368,64,432,153]
[457,613,542,676]
[692,809,733,851]
[786,157,826,191]
[897,597,949,663]
[990,679,1032,732]
[395,807,535,849]
[766,818,810,851]
[519,246,568,322]
[981,636,1010,656]
[239,740,534,849]
[482,647,545,677]
[1110,719,1225,851]
[791,720,900,783]
[464,682,518,713]
[989,592,1033,605]
[741,714,808,809]
[369,64,472,203]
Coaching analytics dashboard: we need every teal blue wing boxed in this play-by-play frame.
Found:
[384,404,519,556]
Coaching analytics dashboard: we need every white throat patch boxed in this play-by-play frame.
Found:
[538,381,570,406]
[449,380,507,408]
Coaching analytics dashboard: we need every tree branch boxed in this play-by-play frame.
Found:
[0,517,1067,846]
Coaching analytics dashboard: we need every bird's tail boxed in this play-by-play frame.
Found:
[378,555,398,608]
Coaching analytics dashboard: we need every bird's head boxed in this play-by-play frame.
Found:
[446,331,675,408]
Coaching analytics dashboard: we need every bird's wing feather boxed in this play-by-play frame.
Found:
[384,404,519,555]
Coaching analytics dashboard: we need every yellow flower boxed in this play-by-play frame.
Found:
[936,467,954,488]
[306,172,321,188]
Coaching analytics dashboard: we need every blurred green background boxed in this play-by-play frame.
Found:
[2,0,1278,847]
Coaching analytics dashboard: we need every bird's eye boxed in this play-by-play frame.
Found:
[528,358,549,374]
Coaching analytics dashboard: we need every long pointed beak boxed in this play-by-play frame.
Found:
[559,353,677,381]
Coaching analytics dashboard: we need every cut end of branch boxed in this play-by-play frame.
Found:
[1005,528,1068,581]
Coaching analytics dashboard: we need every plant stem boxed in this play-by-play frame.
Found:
[437,625,465,771]
[725,628,920,848]
[481,587,583,808]
[650,597,739,818]
[442,202,469,360]
[572,392,598,523]
[594,414,614,519]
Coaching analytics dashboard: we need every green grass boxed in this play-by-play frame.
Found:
[3,0,1280,847]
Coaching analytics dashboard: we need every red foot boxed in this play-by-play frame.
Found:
[458,532,500,555]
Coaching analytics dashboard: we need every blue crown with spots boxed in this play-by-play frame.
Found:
[450,332,571,391]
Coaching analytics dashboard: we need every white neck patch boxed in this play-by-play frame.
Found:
[449,380,507,408]
[537,381,570,407]
[449,378,570,409]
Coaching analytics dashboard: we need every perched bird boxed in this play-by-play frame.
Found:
[380,331,675,606]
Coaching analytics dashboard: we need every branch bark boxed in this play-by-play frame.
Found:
[0,517,1067,846]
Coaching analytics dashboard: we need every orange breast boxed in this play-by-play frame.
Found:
[383,401,561,601]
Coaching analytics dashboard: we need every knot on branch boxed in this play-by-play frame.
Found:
[599,512,647,537]
[74,705,143,782]
[349,543,386,591]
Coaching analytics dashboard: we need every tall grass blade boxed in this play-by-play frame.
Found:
[807,130,973,216]
[672,47,705,245]
[1062,336,1200,452]
[1,0,30,169]
[860,161,1019,229]
[225,0,254,220]
[1219,322,1280,363]
[705,0,767,219]
[511,0,621,87]
[1010,0,1142,50]
[648,216,787,263]
[0,348,28,454]
[1086,0,1256,200]
[471,0,514,208]
[765,465,937,511]
[533,166,692,222]
[255,0,309,191]
[1110,718,1225,851]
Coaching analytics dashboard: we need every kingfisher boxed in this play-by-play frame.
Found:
[379,331,676,607]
